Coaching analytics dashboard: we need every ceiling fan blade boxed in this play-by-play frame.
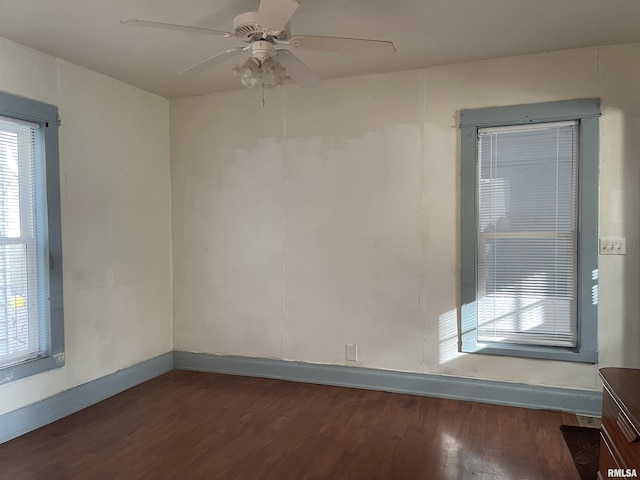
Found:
[257,0,299,32]
[121,19,236,38]
[290,35,396,57]
[178,48,246,76]
[276,50,321,87]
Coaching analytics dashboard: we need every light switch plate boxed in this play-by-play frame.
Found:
[599,238,627,255]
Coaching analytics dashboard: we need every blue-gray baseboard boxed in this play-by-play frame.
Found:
[0,352,173,444]
[173,352,602,417]
[0,351,602,444]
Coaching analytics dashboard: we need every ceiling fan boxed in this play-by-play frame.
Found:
[122,0,396,97]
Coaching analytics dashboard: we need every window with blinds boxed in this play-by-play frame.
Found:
[0,115,48,367]
[460,98,599,363]
[476,121,578,347]
[0,92,63,382]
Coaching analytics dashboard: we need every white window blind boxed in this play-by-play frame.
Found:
[0,115,47,366]
[476,121,578,347]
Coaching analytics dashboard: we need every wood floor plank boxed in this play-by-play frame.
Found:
[0,370,581,480]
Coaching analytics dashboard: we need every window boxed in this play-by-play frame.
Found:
[0,92,63,383]
[459,99,599,363]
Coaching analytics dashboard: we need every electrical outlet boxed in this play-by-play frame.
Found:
[599,238,627,255]
[345,344,358,362]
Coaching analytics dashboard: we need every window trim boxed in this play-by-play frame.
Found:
[459,98,600,363]
[0,91,64,383]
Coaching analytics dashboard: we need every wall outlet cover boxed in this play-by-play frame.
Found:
[345,344,358,362]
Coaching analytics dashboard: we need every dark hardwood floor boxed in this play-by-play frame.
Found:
[0,370,581,480]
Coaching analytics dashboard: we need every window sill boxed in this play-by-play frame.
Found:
[462,341,597,364]
[0,353,65,385]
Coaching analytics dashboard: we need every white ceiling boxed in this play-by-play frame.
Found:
[1,0,640,98]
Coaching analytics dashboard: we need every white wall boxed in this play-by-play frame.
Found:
[0,38,173,415]
[171,43,640,392]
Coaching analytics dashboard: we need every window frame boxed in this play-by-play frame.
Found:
[0,91,64,383]
[459,98,600,363]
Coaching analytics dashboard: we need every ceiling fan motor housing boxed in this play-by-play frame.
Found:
[233,11,290,41]
[251,40,276,63]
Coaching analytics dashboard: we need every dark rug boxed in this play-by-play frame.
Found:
[560,425,600,480]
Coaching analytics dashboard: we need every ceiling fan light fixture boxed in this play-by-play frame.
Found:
[232,58,261,88]
[261,57,292,88]
[232,57,291,90]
